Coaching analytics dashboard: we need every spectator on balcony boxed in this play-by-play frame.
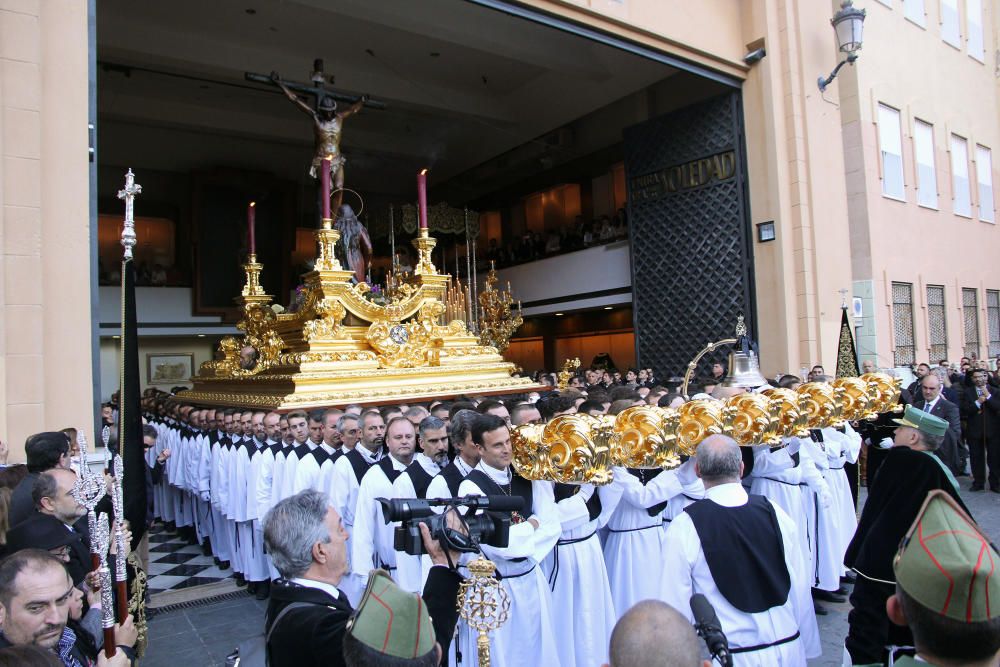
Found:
[598,216,614,241]
[544,231,561,255]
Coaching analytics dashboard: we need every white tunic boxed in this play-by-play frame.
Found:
[350,454,409,594]
[823,425,861,574]
[603,461,694,618]
[661,483,821,665]
[391,453,443,593]
[539,483,616,667]
[290,444,338,495]
[749,439,811,568]
[458,463,562,667]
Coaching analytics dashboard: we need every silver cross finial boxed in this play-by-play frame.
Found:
[117,169,142,260]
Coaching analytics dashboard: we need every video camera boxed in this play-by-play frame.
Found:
[376,495,525,556]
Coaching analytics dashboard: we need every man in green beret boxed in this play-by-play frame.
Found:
[844,405,972,664]
[343,569,439,666]
[881,490,999,666]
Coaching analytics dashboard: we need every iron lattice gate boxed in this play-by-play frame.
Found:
[623,92,755,379]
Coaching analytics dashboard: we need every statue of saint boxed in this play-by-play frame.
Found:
[270,71,368,213]
[334,204,372,284]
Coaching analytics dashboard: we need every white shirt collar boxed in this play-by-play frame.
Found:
[358,445,381,465]
[319,443,336,455]
[387,454,409,471]
[341,444,353,455]
[415,452,444,475]
[704,482,749,507]
[476,461,511,484]
[454,457,475,476]
[289,577,340,600]
[925,396,941,411]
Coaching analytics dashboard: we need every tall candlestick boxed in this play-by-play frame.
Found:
[321,156,332,221]
[389,204,396,270]
[248,201,256,255]
[417,169,428,230]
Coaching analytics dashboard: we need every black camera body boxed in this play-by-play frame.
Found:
[377,495,524,556]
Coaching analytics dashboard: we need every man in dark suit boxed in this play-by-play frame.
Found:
[9,432,71,528]
[262,489,463,667]
[960,368,1000,492]
[911,373,962,475]
[31,469,91,584]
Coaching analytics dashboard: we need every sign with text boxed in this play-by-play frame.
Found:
[629,150,737,203]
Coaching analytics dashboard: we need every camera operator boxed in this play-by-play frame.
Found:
[456,413,561,666]
[262,489,464,667]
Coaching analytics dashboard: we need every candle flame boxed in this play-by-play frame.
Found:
[420,168,428,175]
[249,201,256,208]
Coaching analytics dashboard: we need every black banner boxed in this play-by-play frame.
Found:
[119,258,147,547]
[835,307,860,378]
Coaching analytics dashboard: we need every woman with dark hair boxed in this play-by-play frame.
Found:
[0,464,27,490]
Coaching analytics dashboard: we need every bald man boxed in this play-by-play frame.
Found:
[605,600,709,667]
[661,435,819,665]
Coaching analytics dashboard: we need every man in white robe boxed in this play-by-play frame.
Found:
[822,423,861,580]
[457,414,561,667]
[541,481,617,666]
[603,460,698,618]
[391,415,449,593]
[329,409,385,604]
[662,434,820,665]
[350,416,415,594]
[275,411,313,502]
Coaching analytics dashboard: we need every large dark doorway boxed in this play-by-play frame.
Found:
[624,92,755,378]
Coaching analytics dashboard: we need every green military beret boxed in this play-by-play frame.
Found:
[894,490,999,623]
[892,404,949,438]
[346,569,435,659]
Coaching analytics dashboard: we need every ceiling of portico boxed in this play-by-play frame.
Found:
[96,0,681,197]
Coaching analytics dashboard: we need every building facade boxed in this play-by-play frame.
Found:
[0,0,996,458]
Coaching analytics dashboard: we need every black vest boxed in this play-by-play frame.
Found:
[553,483,602,521]
[684,495,791,613]
[405,463,434,498]
[437,463,466,498]
[377,455,404,484]
[464,469,533,514]
[345,448,375,484]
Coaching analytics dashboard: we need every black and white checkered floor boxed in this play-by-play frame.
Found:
[147,524,234,596]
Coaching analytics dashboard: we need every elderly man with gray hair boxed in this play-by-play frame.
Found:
[659,435,820,666]
[262,489,464,667]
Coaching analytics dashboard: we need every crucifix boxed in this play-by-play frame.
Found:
[246,59,383,214]
[839,287,849,310]
[117,169,142,261]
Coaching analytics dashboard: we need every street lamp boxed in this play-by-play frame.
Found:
[818,0,867,92]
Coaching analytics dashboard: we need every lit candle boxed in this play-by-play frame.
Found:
[321,156,332,220]
[417,168,428,229]
[248,201,256,255]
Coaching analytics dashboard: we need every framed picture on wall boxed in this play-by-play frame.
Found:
[146,353,195,386]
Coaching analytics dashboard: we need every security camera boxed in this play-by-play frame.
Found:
[744,48,766,65]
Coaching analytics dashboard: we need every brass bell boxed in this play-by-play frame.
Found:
[721,348,768,389]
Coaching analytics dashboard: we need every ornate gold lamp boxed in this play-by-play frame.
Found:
[457,557,510,667]
[477,262,523,353]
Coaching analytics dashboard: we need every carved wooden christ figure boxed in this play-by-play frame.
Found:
[270,71,368,213]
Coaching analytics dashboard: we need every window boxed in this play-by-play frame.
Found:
[914,120,937,208]
[976,145,994,222]
[951,134,971,216]
[967,0,984,61]
[904,0,925,25]
[878,105,905,200]
[927,285,948,360]
[941,0,961,47]
[988,290,1000,358]
[963,287,980,358]
[892,282,916,366]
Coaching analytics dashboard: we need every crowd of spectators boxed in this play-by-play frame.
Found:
[485,209,628,269]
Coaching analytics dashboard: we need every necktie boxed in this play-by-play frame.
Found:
[923,402,931,413]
